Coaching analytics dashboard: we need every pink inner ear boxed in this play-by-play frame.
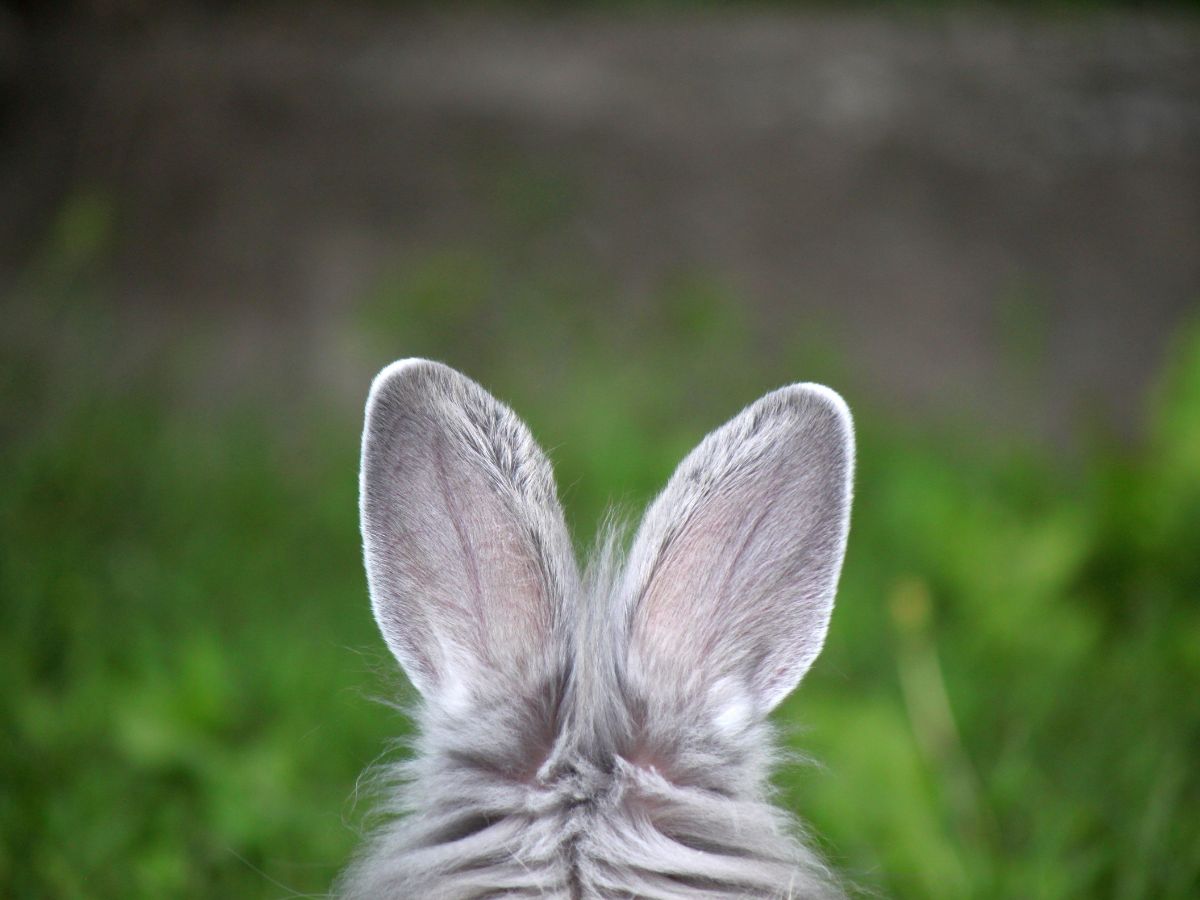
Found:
[633,473,771,671]
[627,423,841,709]
[429,438,552,679]
[370,406,560,694]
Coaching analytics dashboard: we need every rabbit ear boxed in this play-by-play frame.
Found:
[621,384,854,717]
[359,360,578,704]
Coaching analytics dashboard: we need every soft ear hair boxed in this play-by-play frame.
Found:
[621,384,854,716]
[359,360,578,703]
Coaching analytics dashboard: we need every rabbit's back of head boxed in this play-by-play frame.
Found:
[340,360,855,900]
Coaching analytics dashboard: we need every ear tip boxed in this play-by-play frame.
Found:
[790,382,852,419]
[772,382,855,445]
[366,358,446,408]
[361,359,453,490]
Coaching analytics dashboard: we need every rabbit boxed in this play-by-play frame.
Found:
[339,359,855,900]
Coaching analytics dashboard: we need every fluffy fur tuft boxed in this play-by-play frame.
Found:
[342,361,855,899]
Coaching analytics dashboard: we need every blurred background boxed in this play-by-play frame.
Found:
[2,1,1198,897]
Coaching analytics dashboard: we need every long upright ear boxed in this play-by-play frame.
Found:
[621,384,854,717]
[359,360,578,704]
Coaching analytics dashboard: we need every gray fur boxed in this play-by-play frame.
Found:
[343,360,855,899]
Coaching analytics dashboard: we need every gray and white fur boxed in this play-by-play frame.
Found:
[341,359,855,899]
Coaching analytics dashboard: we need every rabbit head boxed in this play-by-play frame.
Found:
[341,360,854,900]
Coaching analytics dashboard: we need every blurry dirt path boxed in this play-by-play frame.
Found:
[3,9,1198,444]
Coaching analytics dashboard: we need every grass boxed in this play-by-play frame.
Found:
[3,214,1199,897]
